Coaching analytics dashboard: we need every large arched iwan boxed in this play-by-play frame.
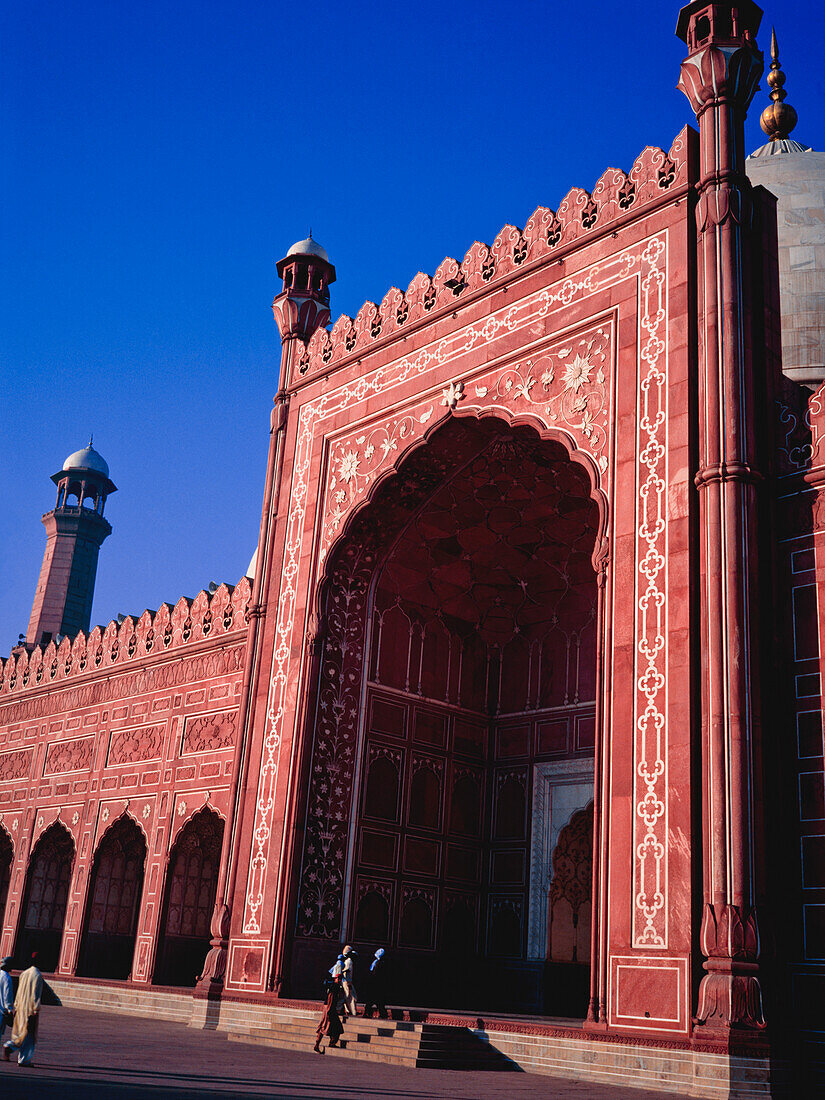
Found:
[76,814,147,980]
[153,807,224,987]
[15,821,75,973]
[290,415,602,1013]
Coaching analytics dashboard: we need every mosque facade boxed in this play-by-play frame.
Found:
[1,3,824,1094]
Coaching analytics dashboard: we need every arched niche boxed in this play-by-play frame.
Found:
[15,821,75,972]
[544,802,594,1017]
[0,825,12,933]
[153,807,223,987]
[76,814,147,980]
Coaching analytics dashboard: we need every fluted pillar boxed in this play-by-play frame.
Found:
[677,0,767,1034]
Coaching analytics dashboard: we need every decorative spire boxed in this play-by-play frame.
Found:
[759,29,798,141]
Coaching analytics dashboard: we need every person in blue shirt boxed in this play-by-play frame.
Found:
[0,958,13,1043]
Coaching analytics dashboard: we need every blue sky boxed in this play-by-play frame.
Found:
[3,0,824,651]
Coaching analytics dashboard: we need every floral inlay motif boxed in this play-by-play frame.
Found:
[0,749,32,782]
[182,711,236,754]
[107,723,164,766]
[44,736,94,775]
[562,353,593,392]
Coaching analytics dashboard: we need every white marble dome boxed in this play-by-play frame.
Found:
[286,235,329,263]
[63,443,110,477]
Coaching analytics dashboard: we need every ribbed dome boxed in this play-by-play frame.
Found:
[286,234,329,263]
[63,443,109,477]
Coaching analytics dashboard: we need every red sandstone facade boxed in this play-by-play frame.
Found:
[1,3,824,1092]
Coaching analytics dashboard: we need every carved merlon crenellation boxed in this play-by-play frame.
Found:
[0,576,252,696]
[291,131,693,383]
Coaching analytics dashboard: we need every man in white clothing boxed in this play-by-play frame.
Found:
[341,944,358,1017]
[3,953,42,1066]
[0,958,12,1043]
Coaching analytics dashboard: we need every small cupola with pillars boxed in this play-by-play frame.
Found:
[272,233,336,343]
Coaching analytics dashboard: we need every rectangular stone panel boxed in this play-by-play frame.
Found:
[453,718,486,757]
[445,844,481,883]
[43,737,93,774]
[800,772,825,821]
[359,829,398,870]
[611,956,687,1030]
[802,835,825,888]
[403,837,440,876]
[497,723,530,758]
[536,718,568,754]
[799,710,824,758]
[413,709,446,748]
[370,696,406,738]
[803,904,825,961]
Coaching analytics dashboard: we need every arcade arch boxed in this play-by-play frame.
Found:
[0,826,12,933]
[153,807,223,987]
[16,822,75,972]
[297,415,602,1014]
[77,815,147,980]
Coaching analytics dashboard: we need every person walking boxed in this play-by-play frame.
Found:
[313,972,344,1053]
[0,958,13,1043]
[328,953,346,1015]
[3,953,42,1067]
[340,944,358,1017]
[363,947,389,1019]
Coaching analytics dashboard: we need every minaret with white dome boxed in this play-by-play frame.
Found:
[24,439,117,648]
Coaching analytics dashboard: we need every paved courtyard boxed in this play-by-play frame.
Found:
[0,1004,679,1099]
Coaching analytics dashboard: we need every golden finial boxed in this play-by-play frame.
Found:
[760,28,798,141]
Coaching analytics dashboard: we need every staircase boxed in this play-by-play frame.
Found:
[227,1010,516,1070]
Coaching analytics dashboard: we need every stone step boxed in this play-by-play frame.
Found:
[226,1010,517,1072]
[227,1031,421,1066]
[238,1021,491,1055]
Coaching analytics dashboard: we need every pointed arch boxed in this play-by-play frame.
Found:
[76,813,147,979]
[153,805,224,987]
[0,821,13,935]
[15,820,75,972]
[290,413,600,1014]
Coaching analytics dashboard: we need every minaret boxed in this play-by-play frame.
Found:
[196,233,335,993]
[677,2,767,1034]
[25,441,116,648]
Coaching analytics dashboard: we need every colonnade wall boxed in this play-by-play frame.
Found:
[0,577,251,985]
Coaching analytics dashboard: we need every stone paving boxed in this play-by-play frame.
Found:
[0,1004,679,1099]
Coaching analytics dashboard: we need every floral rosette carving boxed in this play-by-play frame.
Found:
[482,329,611,468]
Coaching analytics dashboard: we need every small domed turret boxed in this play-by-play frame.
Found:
[272,232,336,343]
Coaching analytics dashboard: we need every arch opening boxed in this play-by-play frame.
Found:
[293,415,600,1015]
[0,827,12,935]
[15,822,75,973]
[153,807,223,988]
[76,815,147,980]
